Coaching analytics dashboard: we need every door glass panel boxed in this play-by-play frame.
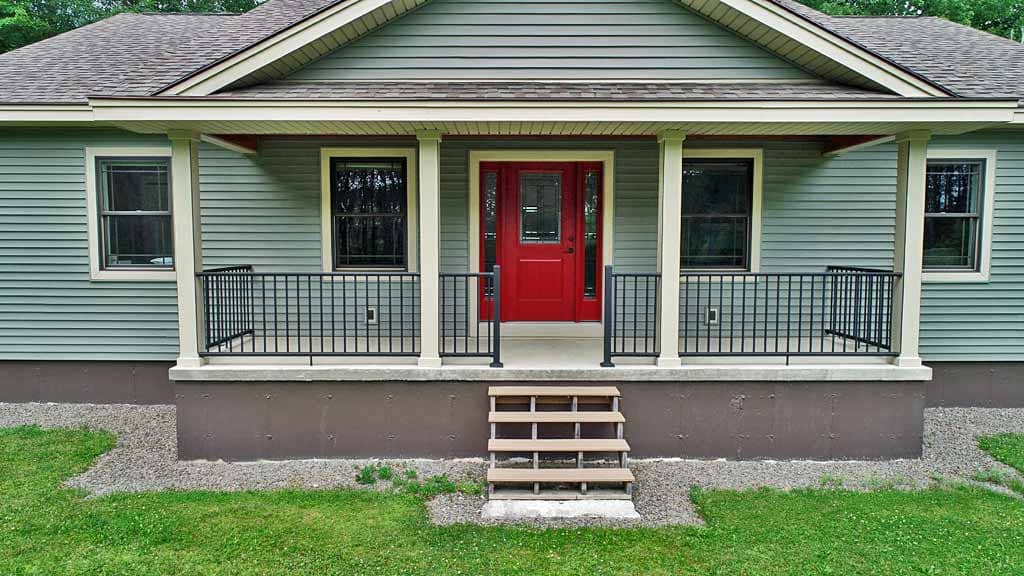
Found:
[583,170,599,298]
[519,172,561,244]
[483,171,498,273]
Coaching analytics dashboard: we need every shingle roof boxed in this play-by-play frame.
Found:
[0,0,341,104]
[0,0,1022,105]
[212,81,901,101]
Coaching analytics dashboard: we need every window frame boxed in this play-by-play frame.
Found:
[922,149,996,284]
[320,148,418,273]
[680,148,764,273]
[85,146,175,282]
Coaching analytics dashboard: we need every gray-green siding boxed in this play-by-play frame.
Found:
[0,129,1021,361]
[288,0,815,82]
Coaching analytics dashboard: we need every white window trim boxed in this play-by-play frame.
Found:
[681,148,764,274]
[922,149,997,284]
[319,147,418,273]
[85,146,175,282]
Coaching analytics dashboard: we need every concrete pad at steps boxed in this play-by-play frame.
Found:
[482,499,640,520]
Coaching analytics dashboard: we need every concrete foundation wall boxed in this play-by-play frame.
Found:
[175,380,925,461]
[926,362,1024,408]
[0,361,174,405]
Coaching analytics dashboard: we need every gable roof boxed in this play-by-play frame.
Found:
[0,0,1022,105]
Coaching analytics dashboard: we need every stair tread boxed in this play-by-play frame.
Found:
[488,386,621,397]
[488,468,634,482]
[488,438,630,452]
[489,411,625,423]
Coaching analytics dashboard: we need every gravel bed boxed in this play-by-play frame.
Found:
[2,403,1023,529]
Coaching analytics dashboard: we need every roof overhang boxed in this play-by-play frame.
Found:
[70,97,1018,136]
[0,104,96,123]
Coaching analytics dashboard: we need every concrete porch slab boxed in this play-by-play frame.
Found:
[482,499,641,521]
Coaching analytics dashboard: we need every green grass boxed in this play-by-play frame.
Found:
[4,426,1024,575]
[978,433,1024,495]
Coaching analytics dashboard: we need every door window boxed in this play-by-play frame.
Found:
[519,172,562,244]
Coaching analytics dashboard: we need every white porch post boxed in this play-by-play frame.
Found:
[169,130,205,368]
[417,130,443,367]
[656,131,686,366]
[891,130,931,367]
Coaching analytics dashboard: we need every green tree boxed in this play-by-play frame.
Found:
[0,0,261,54]
[798,0,1024,40]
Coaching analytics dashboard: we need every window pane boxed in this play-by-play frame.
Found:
[483,171,498,274]
[334,215,405,267]
[331,158,407,268]
[583,170,600,298]
[682,216,748,269]
[519,172,561,244]
[681,159,753,269]
[100,160,170,212]
[926,161,981,215]
[924,217,977,269]
[103,214,173,267]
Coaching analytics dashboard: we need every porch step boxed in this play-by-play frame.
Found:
[489,411,625,423]
[488,386,621,398]
[488,467,634,484]
[487,385,633,502]
[489,439,629,452]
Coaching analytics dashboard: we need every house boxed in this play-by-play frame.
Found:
[0,0,1022,468]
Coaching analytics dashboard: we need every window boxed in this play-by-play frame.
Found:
[320,148,417,272]
[923,150,996,283]
[681,158,755,270]
[518,172,562,244]
[85,147,174,281]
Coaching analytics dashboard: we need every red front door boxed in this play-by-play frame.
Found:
[480,161,603,322]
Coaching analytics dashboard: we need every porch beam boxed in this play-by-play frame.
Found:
[417,130,443,367]
[891,130,931,367]
[656,131,686,367]
[169,130,205,368]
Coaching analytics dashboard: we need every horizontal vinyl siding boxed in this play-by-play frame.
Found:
[289,0,814,81]
[920,132,1024,361]
[0,129,178,360]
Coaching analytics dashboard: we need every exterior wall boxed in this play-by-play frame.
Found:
[0,129,179,360]
[926,362,1024,408]
[289,0,814,82]
[175,379,925,460]
[0,361,174,404]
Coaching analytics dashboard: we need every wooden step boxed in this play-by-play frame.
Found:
[487,489,633,501]
[488,386,621,398]
[489,411,625,423]
[488,468,634,483]
[488,438,629,452]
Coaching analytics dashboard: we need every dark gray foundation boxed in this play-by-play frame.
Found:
[175,380,925,461]
[0,361,174,405]
[925,362,1024,408]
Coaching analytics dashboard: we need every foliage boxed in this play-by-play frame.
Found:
[0,0,261,54]
[353,463,484,496]
[797,0,1024,40]
[977,433,1024,495]
[4,425,1024,575]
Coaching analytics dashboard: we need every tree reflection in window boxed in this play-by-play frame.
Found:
[331,158,407,269]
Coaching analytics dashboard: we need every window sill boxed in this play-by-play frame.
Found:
[90,269,176,282]
[922,271,990,284]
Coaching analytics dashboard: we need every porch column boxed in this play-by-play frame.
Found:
[656,131,686,367]
[891,130,931,367]
[417,130,443,367]
[169,130,204,368]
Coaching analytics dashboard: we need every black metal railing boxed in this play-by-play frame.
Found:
[601,265,660,367]
[440,266,502,367]
[679,267,901,359]
[198,267,420,358]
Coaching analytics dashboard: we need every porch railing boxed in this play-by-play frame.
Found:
[198,267,420,358]
[439,266,502,367]
[679,267,901,359]
[601,265,661,366]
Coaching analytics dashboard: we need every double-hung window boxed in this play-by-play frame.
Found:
[86,148,174,281]
[680,151,762,271]
[321,149,417,271]
[923,151,996,282]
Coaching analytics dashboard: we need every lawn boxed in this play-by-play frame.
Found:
[977,433,1024,496]
[3,426,1024,575]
